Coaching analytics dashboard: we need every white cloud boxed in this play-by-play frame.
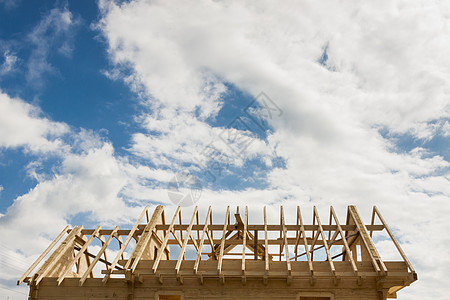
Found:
[0,91,69,152]
[0,0,17,10]
[26,6,79,87]
[440,120,450,137]
[0,50,17,75]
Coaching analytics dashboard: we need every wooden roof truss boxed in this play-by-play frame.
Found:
[18,205,417,292]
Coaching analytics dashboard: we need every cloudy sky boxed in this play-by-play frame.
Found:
[0,0,449,299]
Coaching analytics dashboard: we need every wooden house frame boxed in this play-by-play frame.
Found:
[19,205,417,300]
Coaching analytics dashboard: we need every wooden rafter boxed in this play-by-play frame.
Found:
[217,206,230,275]
[330,207,358,275]
[79,226,119,286]
[176,206,198,274]
[35,226,83,285]
[103,206,148,284]
[19,205,416,293]
[17,225,70,285]
[194,206,212,274]
[264,206,269,273]
[313,206,335,274]
[127,205,164,272]
[152,206,180,273]
[348,206,387,274]
[373,206,416,274]
[241,206,248,279]
[280,206,291,275]
[58,226,102,285]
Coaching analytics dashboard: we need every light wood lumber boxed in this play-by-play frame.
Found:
[102,206,148,284]
[17,225,70,285]
[175,206,198,274]
[152,206,180,273]
[79,226,118,286]
[217,206,230,274]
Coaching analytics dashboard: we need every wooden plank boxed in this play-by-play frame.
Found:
[84,224,383,234]
[175,206,198,274]
[370,206,376,238]
[217,206,230,274]
[58,226,101,285]
[330,206,358,275]
[35,226,83,285]
[17,225,70,285]
[297,206,313,275]
[241,206,248,273]
[79,226,118,286]
[294,207,300,261]
[194,206,212,274]
[279,208,282,261]
[152,206,181,272]
[348,206,383,273]
[205,230,216,258]
[373,206,415,273]
[264,206,269,273]
[188,228,199,251]
[102,206,148,284]
[126,205,164,272]
[196,210,200,247]
[253,230,258,260]
[313,206,335,274]
[280,206,291,275]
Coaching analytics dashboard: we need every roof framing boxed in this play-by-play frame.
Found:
[19,205,417,297]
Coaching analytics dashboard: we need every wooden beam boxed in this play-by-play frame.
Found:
[294,208,300,261]
[297,206,313,275]
[113,224,382,233]
[373,206,415,273]
[280,206,291,275]
[152,206,181,273]
[313,206,335,274]
[175,206,198,274]
[241,206,248,275]
[348,206,385,273]
[253,230,258,260]
[370,206,376,238]
[205,230,216,259]
[126,205,164,272]
[194,206,212,274]
[279,208,282,261]
[35,226,83,285]
[189,231,199,251]
[330,207,358,275]
[17,225,70,285]
[58,226,101,285]
[264,206,269,274]
[309,230,320,260]
[103,206,148,284]
[217,206,230,275]
[196,209,200,247]
[79,226,118,286]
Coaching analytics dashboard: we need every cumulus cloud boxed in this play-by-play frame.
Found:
[0,91,69,152]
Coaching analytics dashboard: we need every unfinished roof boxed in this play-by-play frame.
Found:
[19,205,417,299]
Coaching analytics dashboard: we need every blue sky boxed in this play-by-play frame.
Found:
[0,1,449,299]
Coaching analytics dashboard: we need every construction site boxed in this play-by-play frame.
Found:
[18,205,417,300]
